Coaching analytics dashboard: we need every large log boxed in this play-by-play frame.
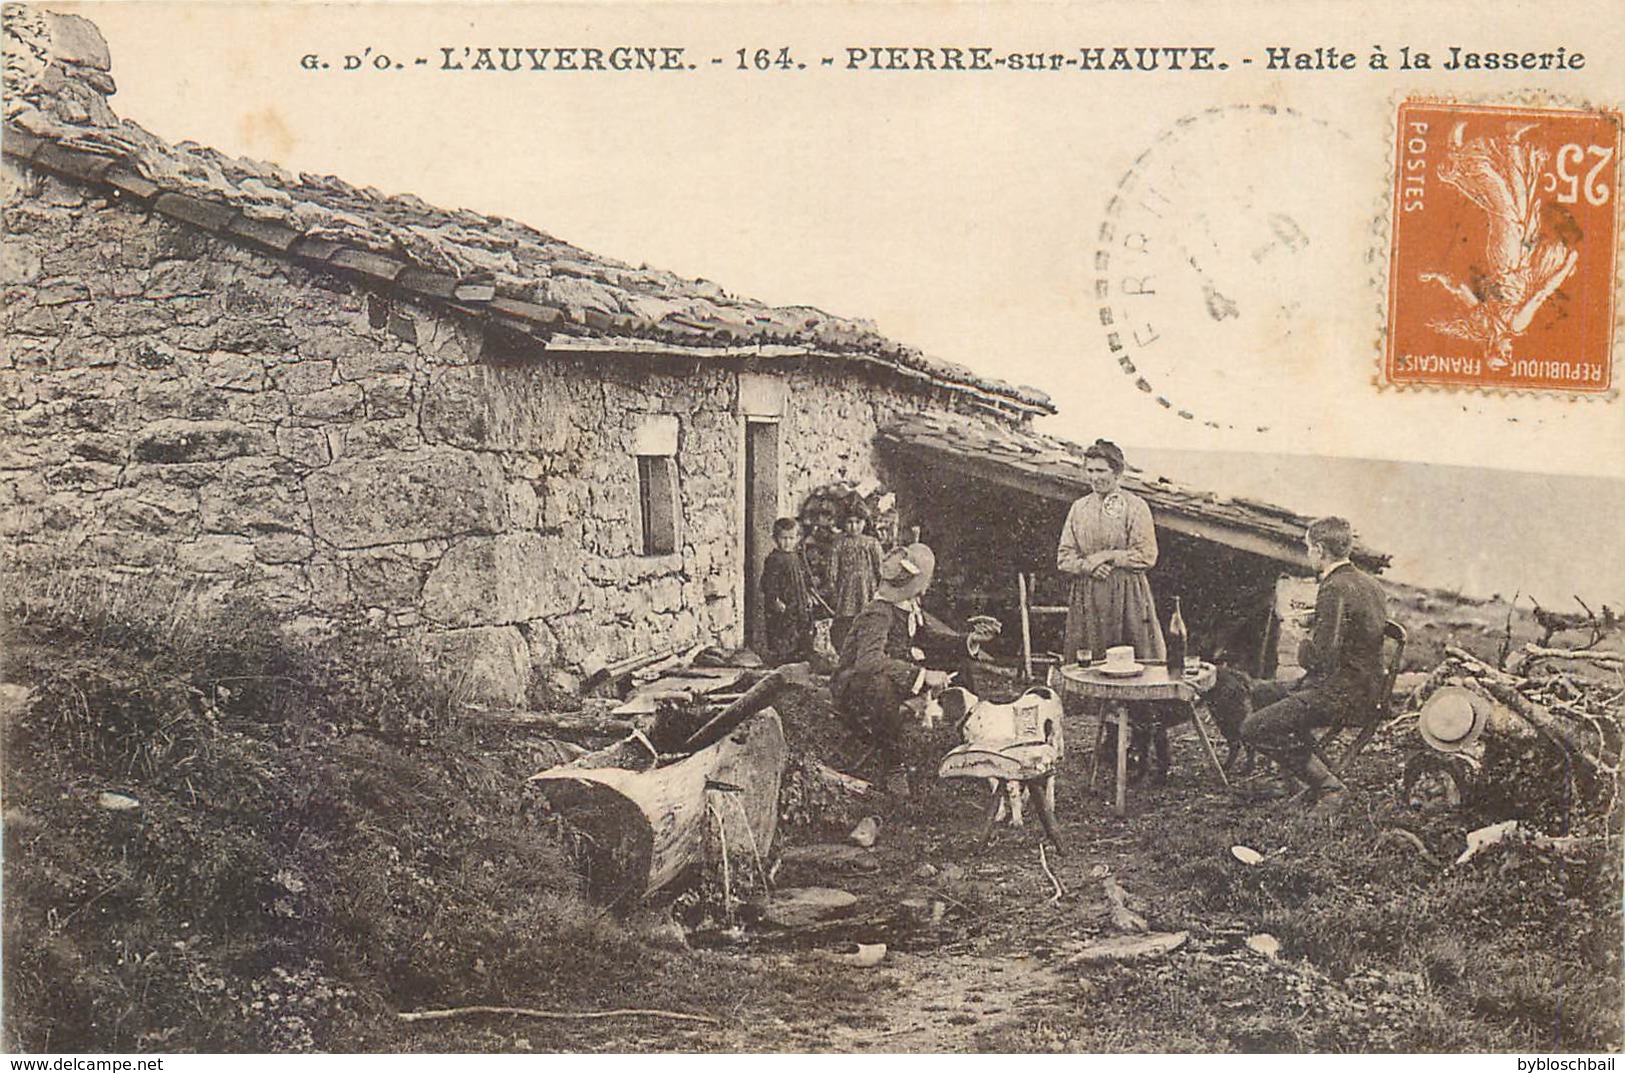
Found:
[1477,680,1607,775]
[1445,648,1607,772]
[529,707,787,907]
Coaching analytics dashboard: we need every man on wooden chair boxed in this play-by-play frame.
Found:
[1242,516,1388,813]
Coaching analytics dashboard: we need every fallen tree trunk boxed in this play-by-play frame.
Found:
[1476,679,1608,775]
[530,707,787,907]
[1443,646,1609,773]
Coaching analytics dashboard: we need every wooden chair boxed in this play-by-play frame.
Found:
[1310,619,1407,776]
[1017,572,1067,680]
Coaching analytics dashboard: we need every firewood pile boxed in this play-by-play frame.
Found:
[1412,642,1623,833]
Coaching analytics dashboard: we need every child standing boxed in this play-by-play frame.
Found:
[830,505,883,651]
[760,517,816,665]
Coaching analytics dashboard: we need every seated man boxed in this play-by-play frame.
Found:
[1242,516,1388,811]
[830,542,999,795]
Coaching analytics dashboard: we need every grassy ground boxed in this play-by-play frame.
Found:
[0,575,777,1051]
[2,576,1619,1052]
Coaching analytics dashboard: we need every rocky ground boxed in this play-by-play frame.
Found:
[3,578,1620,1053]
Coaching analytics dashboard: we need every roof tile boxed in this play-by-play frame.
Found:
[226,214,301,252]
[100,165,159,201]
[4,128,44,160]
[152,191,234,232]
[33,140,113,182]
[329,246,407,283]
[489,296,565,326]
[396,267,459,300]
[291,235,344,263]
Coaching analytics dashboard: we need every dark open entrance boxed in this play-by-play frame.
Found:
[743,420,779,652]
[877,456,1329,679]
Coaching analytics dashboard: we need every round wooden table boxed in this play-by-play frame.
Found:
[1058,661,1228,816]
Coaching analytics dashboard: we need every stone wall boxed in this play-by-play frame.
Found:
[2,157,979,705]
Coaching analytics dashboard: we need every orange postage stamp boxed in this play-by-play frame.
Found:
[1386,101,1621,393]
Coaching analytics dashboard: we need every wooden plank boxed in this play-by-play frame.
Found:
[640,670,746,694]
[1019,572,1034,680]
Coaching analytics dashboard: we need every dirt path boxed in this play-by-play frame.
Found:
[809,952,1066,1051]
[697,719,1293,1052]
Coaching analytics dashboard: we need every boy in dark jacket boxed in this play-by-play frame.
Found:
[760,517,816,665]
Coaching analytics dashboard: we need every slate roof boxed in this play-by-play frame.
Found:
[878,411,1390,572]
[1,6,1052,416]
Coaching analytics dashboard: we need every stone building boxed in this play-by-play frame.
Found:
[1,7,1054,705]
[2,8,1382,706]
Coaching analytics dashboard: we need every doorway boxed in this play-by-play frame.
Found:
[742,419,780,652]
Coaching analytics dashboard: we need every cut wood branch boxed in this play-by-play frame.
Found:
[1519,645,1625,670]
[579,643,696,692]
[629,643,709,684]
[809,759,871,795]
[399,1005,718,1025]
[1455,678,1539,741]
[1445,646,1520,686]
[681,666,804,751]
[1040,844,1064,905]
[1496,591,1521,669]
[1531,597,1620,649]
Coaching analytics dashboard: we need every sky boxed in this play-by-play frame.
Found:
[1132,448,1625,607]
[35,1,1625,600]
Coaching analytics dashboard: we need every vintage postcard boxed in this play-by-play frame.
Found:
[3,0,1622,1059]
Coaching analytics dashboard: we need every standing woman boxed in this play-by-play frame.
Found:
[1056,439,1166,665]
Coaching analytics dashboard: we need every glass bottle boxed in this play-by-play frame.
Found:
[1166,597,1188,676]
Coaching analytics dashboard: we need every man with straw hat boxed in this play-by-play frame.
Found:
[832,542,1001,796]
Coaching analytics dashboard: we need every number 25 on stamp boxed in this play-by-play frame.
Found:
[1386,101,1621,393]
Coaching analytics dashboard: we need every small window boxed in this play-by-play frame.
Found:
[637,454,678,556]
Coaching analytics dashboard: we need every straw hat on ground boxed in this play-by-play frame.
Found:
[1417,686,1489,753]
